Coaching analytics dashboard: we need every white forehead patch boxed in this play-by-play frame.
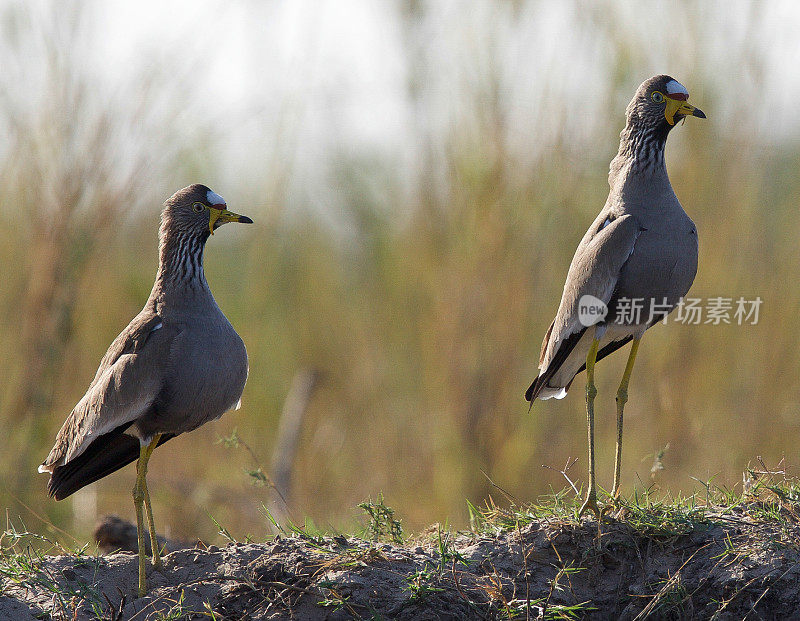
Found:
[206,189,226,206]
[665,79,689,98]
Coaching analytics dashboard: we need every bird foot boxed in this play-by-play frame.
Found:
[578,493,601,519]
[603,490,628,520]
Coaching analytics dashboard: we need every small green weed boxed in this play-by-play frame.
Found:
[434,522,468,569]
[502,598,595,620]
[1,522,106,619]
[403,565,444,602]
[358,493,403,544]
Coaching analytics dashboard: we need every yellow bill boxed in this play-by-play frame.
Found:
[665,96,706,126]
[208,207,254,234]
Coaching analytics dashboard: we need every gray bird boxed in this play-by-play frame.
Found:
[525,76,705,517]
[39,184,252,596]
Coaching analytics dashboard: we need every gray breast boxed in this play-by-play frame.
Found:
[136,310,248,437]
[610,214,698,324]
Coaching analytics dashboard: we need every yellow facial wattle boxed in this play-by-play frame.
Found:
[208,206,253,234]
[664,96,705,126]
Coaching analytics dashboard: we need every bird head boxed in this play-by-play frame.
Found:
[627,75,706,130]
[162,184,253,238]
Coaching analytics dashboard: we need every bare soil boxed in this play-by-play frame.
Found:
[3,506,800,620]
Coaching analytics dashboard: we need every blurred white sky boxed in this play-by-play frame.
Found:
[3,0,799,218]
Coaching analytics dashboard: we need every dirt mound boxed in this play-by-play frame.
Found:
[3,502,800,620]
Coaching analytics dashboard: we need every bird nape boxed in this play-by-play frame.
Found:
[525,75,705,518]
[38,184,252,597]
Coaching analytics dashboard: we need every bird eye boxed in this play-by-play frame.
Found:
[651,91,665,104]
[192,202,205,213]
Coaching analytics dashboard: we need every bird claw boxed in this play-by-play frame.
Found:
[602,490,628,520]
[578,493,602,519]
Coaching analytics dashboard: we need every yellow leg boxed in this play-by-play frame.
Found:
[142,434,162,569]
[133,435,161,597]
[579,337,601,518]
[612,338,640,500]
[133,450,147,597]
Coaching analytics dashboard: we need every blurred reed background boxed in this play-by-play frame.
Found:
[1,0,799,544]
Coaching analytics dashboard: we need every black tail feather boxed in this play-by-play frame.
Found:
[525,328,587,402]
[524,377,540,402]
[525,333,634,403]
[48,427,175,501]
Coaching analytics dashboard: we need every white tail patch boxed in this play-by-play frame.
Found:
[538,387,568,400]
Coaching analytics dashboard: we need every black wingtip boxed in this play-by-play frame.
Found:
[47,429,175,500]
[49,480,67,501]
[525,381,536,402]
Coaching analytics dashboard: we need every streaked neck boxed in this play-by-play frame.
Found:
[609,119,669,185]
[153,230,210,298]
